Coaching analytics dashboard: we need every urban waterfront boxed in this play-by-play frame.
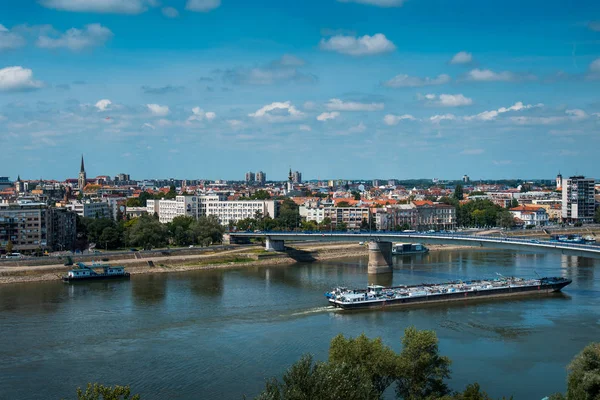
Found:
[1,249,599,400]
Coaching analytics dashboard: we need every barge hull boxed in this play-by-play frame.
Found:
[330,281,570,310]
[62,273,131,283]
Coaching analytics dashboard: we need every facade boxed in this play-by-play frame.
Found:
[556,173,563,190]
[0,177,12,190]
[562,176,596,223]
[324,207,370,230]
[245,171,255,184]
[256,171,266,185]
[125,207,147,218]
[147,195,277,225]
[414,203,456,231]
[0,201,49,252]
[49,208,77,251]
[292,171,302,184]
[66,200,111,219]
[300,206,326,224]
[509,205,549,227]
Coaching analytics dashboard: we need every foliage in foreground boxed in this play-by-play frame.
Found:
[75,383,140,400]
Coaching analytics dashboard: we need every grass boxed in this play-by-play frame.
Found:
[183,256,254,267]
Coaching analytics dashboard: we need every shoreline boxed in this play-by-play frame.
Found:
[0,243,472,285]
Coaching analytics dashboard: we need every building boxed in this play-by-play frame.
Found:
[414,203,456,231]
[387,179,397,187]
[147,195,277,225]
[66,200,111,219]
[463,175,470,183]
[324,207,371,230]
[0,201,49,252]
[245,171,255,184]
[256,171,266,185]
[292,171,302,184]
[0,177,12,190]
[300,206,326,224]
[509,205,549,227]
[562,176,596,223]
[78,155,87,190]
[125,207,147,219]
[372,179,381,187]
[49,208,77,251]
[556,173,563,190]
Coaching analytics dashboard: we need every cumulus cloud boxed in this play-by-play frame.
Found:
[39,0,155,14]
[384,74,450,88]
[317,112,340,121]
[36,24,113,50]
[430,114,456,123]
[299,124,312,131]
[0,66,43,92]
[420,93,473,107]
[319,33,396,56]
[464,101,543,121]
[147,104,170,117]
[186,0,221,12]
[248,101,304,122]
[326,98,384,111]
[188,107,216,122]
[0,25,27,51]
[466,68,521,82]
[220,55,317,85]
[450,51,473,64]
[337,0,405,5]
[95,99,112,111]
[162,7,179,18]
[383,114,415,126]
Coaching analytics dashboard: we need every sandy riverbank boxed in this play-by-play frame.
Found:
[0,243,471,285]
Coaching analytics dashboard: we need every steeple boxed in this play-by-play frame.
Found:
[80,155,85,173]
[78,155,87,190]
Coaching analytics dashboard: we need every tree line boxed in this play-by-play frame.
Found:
[70,328,600,400]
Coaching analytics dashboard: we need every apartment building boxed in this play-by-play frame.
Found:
[324,207,370,230]
[66,200,111,219]
[414,203,456,231]
[509,205,549,227]
[562,176,596,223]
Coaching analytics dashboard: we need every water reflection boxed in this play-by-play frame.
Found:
[560,254,595,284]
[0,281,64,313]
[131,274,167,305]
[368,272,393,287]
[189,270,224,298]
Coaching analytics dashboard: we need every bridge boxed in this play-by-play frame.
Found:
[229,231,600,274]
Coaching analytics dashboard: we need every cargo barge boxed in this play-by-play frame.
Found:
[392,243,429,255]
[62,262,130,282]
[325,276,571,310]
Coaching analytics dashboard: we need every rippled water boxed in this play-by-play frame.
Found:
[1,249,599,399]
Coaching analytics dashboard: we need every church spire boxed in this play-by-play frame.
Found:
[80,154,85,173]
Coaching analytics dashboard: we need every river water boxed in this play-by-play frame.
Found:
[1,249,599,400]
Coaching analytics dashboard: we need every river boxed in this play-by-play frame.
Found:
[0,249,599,400]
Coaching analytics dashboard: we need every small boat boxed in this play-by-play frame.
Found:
[551,234,585,244]
[584,235,596,244]
[392,243,429,255]
[62,262,130,282]
[326,275,572,310]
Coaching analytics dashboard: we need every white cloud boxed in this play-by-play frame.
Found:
[337,0,405,6]
[348,122,367,133]
[590,58,600,73]
[221,55,316,85]
[430,114,456,123]
[188,106,216,121]
[588,21,600,32]
[510,109,588,125]
[317,111,340,121]
[383,114,415,126]
[461,149,484,155]
[421,93,473,107]
[161,7,179,18]
[39,0,155,14]
[0,25,27,51]
[319,33,396,56]
[186,0,221,12]
[95,99,112,111]
[0,66,43,92]
[147,104,170,117]
[450,51,472,64]
[36,24,113,51]
[227,119,243,128]
[464,102,543,121]
[326,98,384,111]
[248,101,305,122]
[384,74,450,88]
[565,109,587,120]
[142,122,155,130]
[466,68,515,82]
[299,124,312,131]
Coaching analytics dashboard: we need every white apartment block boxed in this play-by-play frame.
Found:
[66,200,111,219]
[147,195,277,225]
[562,176,596,223]
[299,206,326,224]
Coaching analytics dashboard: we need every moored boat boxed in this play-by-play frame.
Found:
[326,276,571,310]
[62,262,130,282]
[392,243,429,255]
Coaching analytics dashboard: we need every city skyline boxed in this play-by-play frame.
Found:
[1,0,600,179]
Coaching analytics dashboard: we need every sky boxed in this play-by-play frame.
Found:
[1,0,600,181]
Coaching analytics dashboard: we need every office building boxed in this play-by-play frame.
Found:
[562,176,596,223]
[256,171,266,185]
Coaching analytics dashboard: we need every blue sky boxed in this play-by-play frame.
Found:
[1,0,599,181]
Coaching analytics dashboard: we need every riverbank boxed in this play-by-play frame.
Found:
[0,243,470,285]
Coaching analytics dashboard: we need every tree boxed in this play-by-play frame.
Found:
[335,222,347,231]
[75,383,140,400]
[168,216,196,246]
[126,215,168,250]
[319,217,332,232]
[566,342,600,400]
[255,355,377,400]
[191,215,225,246]
[275,199,300,231]
[5,240,13,254]
[99,227,123,250]
[595,207,600,224]
[126,198,142,208]
[496,210,515,230]
[454,184,464,201]
[329,333,399,396]
[396,326,451,400]
[337,201,351,208]
[352,191,361,201]
[248,190,271,200]
[510,198,519,209]
[447,383,493,400]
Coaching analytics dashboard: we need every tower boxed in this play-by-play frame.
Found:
[15,175,24,193]
[78,155,87,190]
[287,168,293,193]
[556,172,562,190]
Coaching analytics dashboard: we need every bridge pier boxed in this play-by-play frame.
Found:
[368,241,393,274]
[265,237,285,252]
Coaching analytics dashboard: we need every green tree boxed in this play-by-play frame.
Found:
[595,207,600,224]
[454,184,464,201]
[496,210,515,229]
[510,198,519,208]
[301,220,318,231]
[352,191,361,201]
[164,185,177,199]
[275,199,300,231]
[448,383,493,400]
[255,355,377,400]
[248,190,271,200]
[337,201,351,208]
[335,221,348,231]
[168,216,196,246]
[126,215,168,250]
[329,333,399,396]
[99,226,123,250]
[566,342,600,400]
[5,240,13,254]
[191,215,225,246]
[75,383,140,400]
[126,198,142,207]
[319,217,332,232]
[396,326,451,400]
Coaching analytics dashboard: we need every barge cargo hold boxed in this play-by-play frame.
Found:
[326,276,571,310]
